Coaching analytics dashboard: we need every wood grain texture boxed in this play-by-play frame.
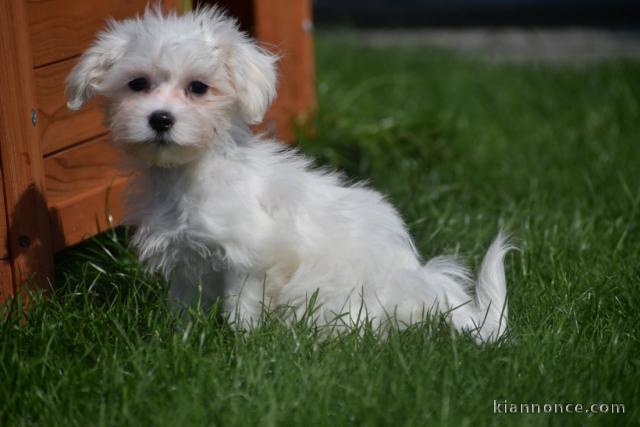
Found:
[0,0,54,290]
[45,136,132,252]
[0,166,12,300]
[0,166,9,260]
[254,0,316,142]
[0,258,13,302]
[27,0,182,68]
[35,58,108,155]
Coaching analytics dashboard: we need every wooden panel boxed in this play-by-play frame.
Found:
[254,0,316,142]
[0,166,9,259]
[0,0,54,290]
[27,0,182,68]
[0,165,11,300]
[35,58,108,155]
[45,137,132,252]
[0,259,13,302]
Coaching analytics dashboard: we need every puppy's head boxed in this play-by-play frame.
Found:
[66,7,277,167]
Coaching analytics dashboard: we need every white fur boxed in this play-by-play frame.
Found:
[66,6,512,342]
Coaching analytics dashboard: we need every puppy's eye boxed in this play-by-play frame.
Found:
[189,81,208,95]
[128,77,150,92]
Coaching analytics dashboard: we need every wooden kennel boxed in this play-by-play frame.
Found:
[0,0,315,301]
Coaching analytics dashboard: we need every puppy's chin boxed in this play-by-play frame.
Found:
[123,141,204,168]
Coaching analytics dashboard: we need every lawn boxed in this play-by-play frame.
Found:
[2,33,639,426]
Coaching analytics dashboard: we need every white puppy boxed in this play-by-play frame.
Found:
[66,7,511,342]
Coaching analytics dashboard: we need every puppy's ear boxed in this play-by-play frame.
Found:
[65,26,127,110]
[228,38,278,124]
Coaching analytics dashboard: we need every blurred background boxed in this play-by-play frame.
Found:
[314,0,639,27]
[313,0,640,62]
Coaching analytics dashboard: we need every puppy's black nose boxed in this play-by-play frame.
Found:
[148,110,174,132]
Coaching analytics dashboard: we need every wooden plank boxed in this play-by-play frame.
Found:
[254,0,316,142]
[45,136,132,252]
[27,0,182,68]
[35,58,108,155]
[0,258,13,302]
[0,0,55,290]
[0,166,9,259]
[0,165,11,300]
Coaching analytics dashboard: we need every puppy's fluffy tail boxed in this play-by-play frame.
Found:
[472,232,512,342]
[419,232,512,343]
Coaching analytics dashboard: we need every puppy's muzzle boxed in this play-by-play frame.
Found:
[149,110,174,133]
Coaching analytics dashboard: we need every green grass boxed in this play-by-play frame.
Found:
[2,33,640,426]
